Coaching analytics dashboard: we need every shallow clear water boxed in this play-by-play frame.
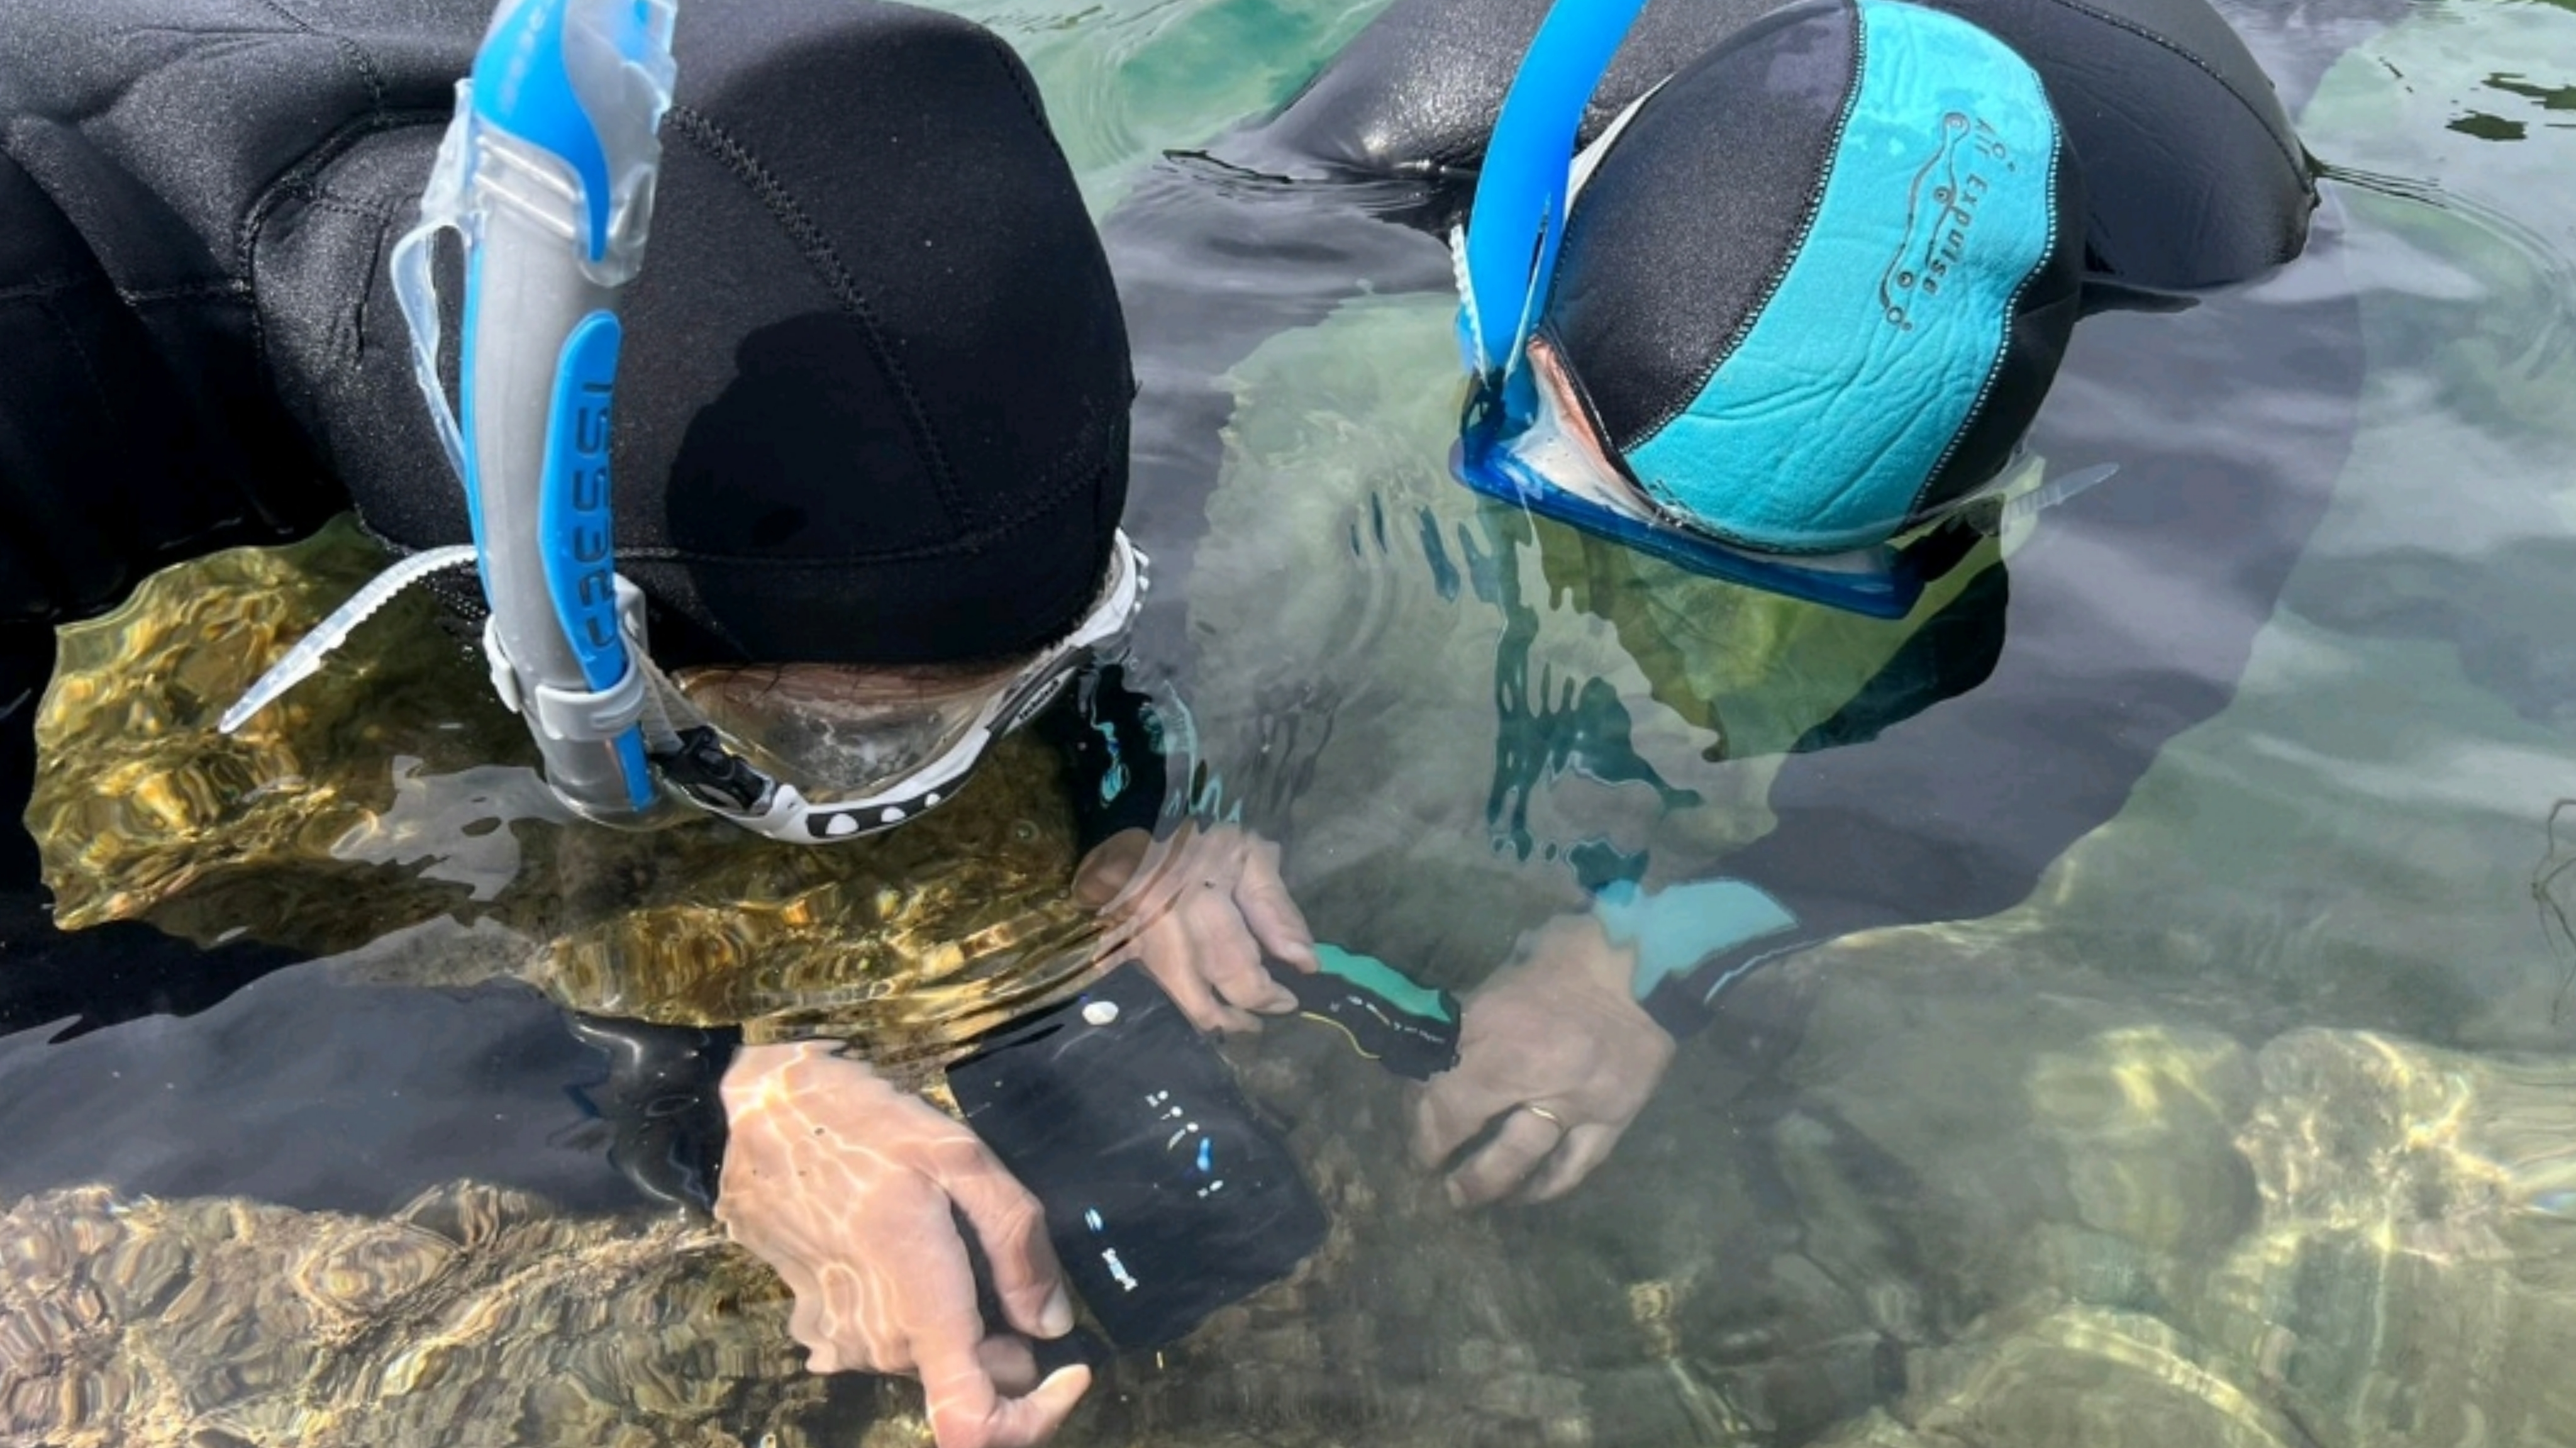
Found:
[7,0,2576,1444]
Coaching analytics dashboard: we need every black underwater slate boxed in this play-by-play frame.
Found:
[947,962,1329,1349]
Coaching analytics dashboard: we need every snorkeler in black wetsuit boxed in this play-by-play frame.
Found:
[0,0,1143,961]
[1101,0,2402,1208]
[0,4,1298,1442]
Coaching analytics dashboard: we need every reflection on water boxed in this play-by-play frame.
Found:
[940,0,1381,209]
[26,520,1109,1066]
[13,0,2576,1443]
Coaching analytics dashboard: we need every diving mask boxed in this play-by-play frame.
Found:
[643,530,1147,843]
[223,526,1146,845]
[1453,335,1948,618]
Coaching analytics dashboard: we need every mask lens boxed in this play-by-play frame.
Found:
[669,660,1024,800]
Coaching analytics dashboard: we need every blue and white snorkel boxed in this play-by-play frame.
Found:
[227,0,675,821]
[399,0,679,823]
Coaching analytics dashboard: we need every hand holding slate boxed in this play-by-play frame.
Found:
[716,1042,1090,1448]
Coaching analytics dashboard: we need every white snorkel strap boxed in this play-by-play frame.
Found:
[388,0,680,822]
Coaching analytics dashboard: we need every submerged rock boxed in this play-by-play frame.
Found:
[0,1181,842,1448]
[1813,1304,2306,1448]
[1782,1013,2576,1448]
[2182,1029,2576,1448]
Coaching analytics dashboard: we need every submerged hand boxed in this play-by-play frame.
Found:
[1411,912,1675,1207]
[1077,825,1319,1034]
[716,1042,1089,1448]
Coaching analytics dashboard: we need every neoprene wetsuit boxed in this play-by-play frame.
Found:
[0,0,1157,1203]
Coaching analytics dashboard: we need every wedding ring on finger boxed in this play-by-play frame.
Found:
[1514,1101,1567,1130]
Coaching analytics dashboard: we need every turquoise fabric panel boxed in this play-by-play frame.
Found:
[1623,0,2060,554]
[1596,877,1799,1001]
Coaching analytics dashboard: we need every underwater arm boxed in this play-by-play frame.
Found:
[1104,161,1457,672]
[716,1041,1091,1446]
[1037,667,1325,1033]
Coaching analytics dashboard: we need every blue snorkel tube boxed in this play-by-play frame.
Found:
[390,0,679,821]
[1455,0,1650,396]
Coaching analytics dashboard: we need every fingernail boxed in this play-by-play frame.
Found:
[1262,989,1297,1013]
[1040,1286,1075,1338]
[1443,1178,1468,1210]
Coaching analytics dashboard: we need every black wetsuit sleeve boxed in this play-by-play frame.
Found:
[563,1013,737,1212]
[1638,231,2368,1038]
[0,101,343,633]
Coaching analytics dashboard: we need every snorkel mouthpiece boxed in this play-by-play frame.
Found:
[401,0,680,822]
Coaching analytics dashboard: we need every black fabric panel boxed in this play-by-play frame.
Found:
[0,624,52,893]
[1543,1,1860,456]
[252,125,458,558]
[0,0,482,294]
[0,143,340,627]
[0,272,138,620]
[0,0,482,630]
[0,143,142,623]
[336,0,1133,667]
[1941,0,2313,286]
[1918,124,2088,510]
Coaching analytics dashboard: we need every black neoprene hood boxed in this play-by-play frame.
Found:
[602,3,1136,668]
[265,0,1134,669]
